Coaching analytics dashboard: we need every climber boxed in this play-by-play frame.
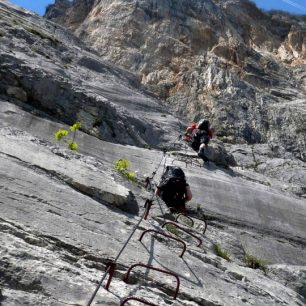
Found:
[191,118,214,163]
[155,166,192,214]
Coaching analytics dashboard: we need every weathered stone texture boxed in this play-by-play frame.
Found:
[0,2,305,305]
[1,101,306,305]
[45,0,306,160]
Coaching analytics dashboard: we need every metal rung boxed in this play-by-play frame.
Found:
[175,213,208,234]
[139,229,187,258]
[123,263,180,299]
[120,297,158,306]
[162,221,202,247]
[104,261,116,290]
[189,215,208,235]
[175,213,194,227]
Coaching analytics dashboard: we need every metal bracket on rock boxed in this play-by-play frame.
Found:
[139,229,187,258]
[120,297,158,305]
[162,221,202,247]
[189,215,208,235]
[123,263,180,299]
[104,261,117,290]
[175,213,195,227]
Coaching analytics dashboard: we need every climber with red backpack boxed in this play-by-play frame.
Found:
[155,166,192,214]
[190,119,214,163]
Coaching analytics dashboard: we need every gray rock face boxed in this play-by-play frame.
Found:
[45,0,306,161]
[0,2,305,306]
[45,0,94,30]
[0,0,185,149]
[204,139,237,168]
[229,143,306,197]
[1,100,306,305]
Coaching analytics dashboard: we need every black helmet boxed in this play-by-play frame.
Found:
[197,119,210,130]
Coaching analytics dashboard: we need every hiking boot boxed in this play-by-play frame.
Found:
[163,212,176,221]
[198,150,209,162]
[197,151,205,159]
[203,160,209,167]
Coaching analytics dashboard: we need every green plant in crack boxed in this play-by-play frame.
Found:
[244,253,268,273]
[213,243,231,261]
[54,121,81,151]
[24,25,59,44]
[114,159,137,182]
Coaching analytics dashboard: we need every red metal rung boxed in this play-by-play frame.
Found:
[162,221,202,247]
[120,297,158,306]
[175,213,194,227]
[139,229,187,258]
[123,263,180,300]
[188,215,208,235]
[104,261,117,290]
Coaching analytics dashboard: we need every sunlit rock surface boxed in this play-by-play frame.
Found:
[46,0,306,161]
[0,1,305,305]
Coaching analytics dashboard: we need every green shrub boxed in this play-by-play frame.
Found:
[115,159,130,172]
[213,243,231,261]
[70,121,82,131]
[54,129,69,142]
[54,121,81,151]
[114,159,137,182]
[144,144,151,150]
[67,140,78,151]
[244,253,267,273]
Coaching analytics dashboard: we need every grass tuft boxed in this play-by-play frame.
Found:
[213,243,231,261]
[244,253,268,273]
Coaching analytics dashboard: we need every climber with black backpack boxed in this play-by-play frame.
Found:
[191,118,214,163]
[155,166,192,214]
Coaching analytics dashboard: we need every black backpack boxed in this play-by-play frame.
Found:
[158,166,186,207]
[191,129,210,151]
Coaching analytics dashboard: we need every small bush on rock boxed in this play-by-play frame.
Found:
[115,159,136,182]
[54,121,81,151]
